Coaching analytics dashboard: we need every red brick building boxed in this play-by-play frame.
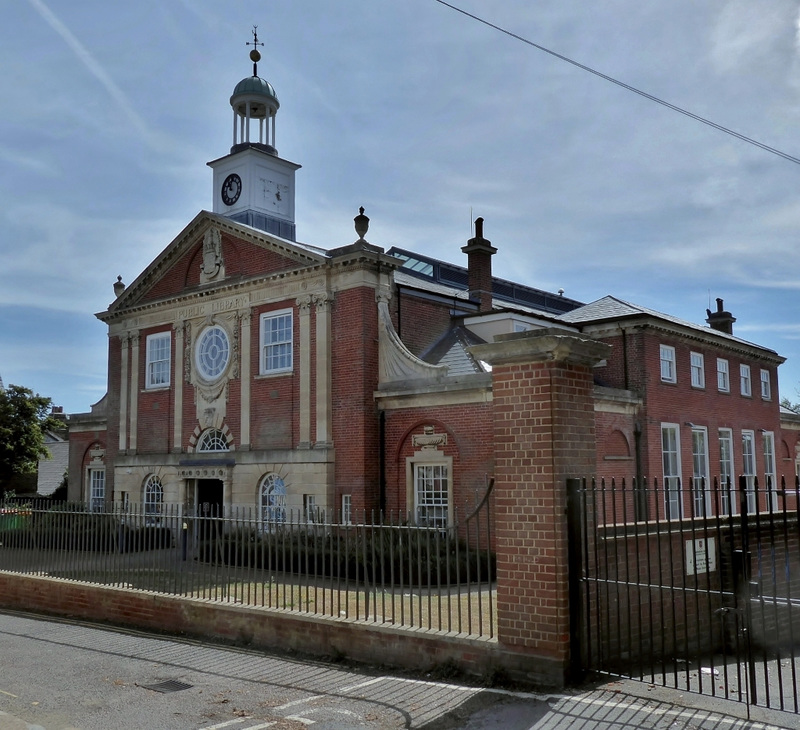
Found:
[66,49,800,526]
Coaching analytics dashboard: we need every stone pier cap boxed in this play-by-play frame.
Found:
[469,327,611,368]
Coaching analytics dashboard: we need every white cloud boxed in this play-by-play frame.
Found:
[26,0,162,151]
[710,0,797,73]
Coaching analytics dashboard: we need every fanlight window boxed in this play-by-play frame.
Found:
[197,429,229,452]
[259,474,287,526]
[143,475,163,524]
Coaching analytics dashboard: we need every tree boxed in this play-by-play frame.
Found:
[0,384,63,489]
[781,397,800,414]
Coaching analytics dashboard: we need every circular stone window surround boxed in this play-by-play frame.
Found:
[195,324,231,382]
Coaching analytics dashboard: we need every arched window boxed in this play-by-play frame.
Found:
[143,475,163,525]
[259,474,287,527]
[197,429,229,452]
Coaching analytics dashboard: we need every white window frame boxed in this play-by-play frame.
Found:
[260,309,293,375]
[760,369,771,401]
[661,423,682,519]
[146,332,171,389]
[414,464,450,528]
[742,430,757,514]
[341,494,352,525]
[717,359,730,393]
[690,352,705,389]
[763,431,777,511]
[718,428,736,516]
[691,426,710,517]
[197,429,229,452]
[740,364,752,397]
[259,473,287,527]
[303,494,319,523]
[406,451,453,529]
[143,475,163,525]
[660,345,677,383]
[88,467,105,512]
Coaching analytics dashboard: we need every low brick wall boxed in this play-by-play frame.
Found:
[0,572,565,689]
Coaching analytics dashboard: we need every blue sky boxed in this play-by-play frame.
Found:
[4,0,800,413]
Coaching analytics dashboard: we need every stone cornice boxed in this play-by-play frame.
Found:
[98,211,328,322]
[593,385,642,415]
[100,266,329,329]
[469,328,610,368]
[375,373,493,410]
[583,319,785,366]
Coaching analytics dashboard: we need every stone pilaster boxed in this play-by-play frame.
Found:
[173,322,184,452]
[239,311,252,449]
[297,295,313,448]
[129,332,140,453]
[118,335,129,452]
[314,292,333,447]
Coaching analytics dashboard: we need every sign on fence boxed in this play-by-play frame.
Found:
[685,537,716,575]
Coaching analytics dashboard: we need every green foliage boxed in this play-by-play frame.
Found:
[196,524,496,588]
[0,384,63,488]
[50,472,69,502]
[781,397,800,414]
[0,503,172,552]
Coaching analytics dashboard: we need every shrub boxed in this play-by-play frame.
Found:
[0,503,174,553]
[196,524,496,587]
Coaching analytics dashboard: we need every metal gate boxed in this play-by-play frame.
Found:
[567,476,800,715]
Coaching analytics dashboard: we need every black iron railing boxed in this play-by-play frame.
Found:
[0,499,496,638]
[570,475,800,715]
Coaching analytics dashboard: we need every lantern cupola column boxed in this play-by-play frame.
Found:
[230,28,280,155]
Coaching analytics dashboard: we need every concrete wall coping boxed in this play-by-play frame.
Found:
[469,328,611,368]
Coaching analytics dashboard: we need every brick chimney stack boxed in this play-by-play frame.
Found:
[461,217,497,312]
[706,297,736,335]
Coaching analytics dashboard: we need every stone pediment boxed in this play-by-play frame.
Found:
[99,211,328,320]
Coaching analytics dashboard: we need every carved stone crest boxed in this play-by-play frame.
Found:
[200,227,225,283]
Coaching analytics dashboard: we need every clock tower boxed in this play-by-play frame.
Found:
[208,28,300,241]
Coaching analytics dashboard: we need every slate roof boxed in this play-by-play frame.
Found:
[393,270,570,321]
[557,295,780,355]
[420,326,488,375]
[388,247,582,316]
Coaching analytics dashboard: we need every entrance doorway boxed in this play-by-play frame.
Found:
[196,478,223,540]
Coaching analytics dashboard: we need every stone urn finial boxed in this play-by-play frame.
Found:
[113,275,126,298]
[354,206,369,242]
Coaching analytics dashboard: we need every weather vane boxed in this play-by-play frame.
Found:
[246,25,264,76]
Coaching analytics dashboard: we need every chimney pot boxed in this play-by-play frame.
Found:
[461,217,497,313]
[706,297,736,335]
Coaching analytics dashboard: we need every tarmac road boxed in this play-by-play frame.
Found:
[0,609,796,729]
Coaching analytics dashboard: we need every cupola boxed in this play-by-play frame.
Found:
[207,27,300,241]
[229,33,280,155]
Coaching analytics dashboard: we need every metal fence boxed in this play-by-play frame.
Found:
[0,497,496,639]
[568,475,800,716]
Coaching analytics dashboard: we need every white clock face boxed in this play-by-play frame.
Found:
[260,177,289,215]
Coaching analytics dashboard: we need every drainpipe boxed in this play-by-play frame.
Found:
[634,421,645,520]
[622,328,629,391]
[379,410,386,515]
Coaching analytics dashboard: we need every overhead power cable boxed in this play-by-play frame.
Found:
[433,0,800,166]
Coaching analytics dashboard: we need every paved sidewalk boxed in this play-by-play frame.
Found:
[0,610,797,729]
